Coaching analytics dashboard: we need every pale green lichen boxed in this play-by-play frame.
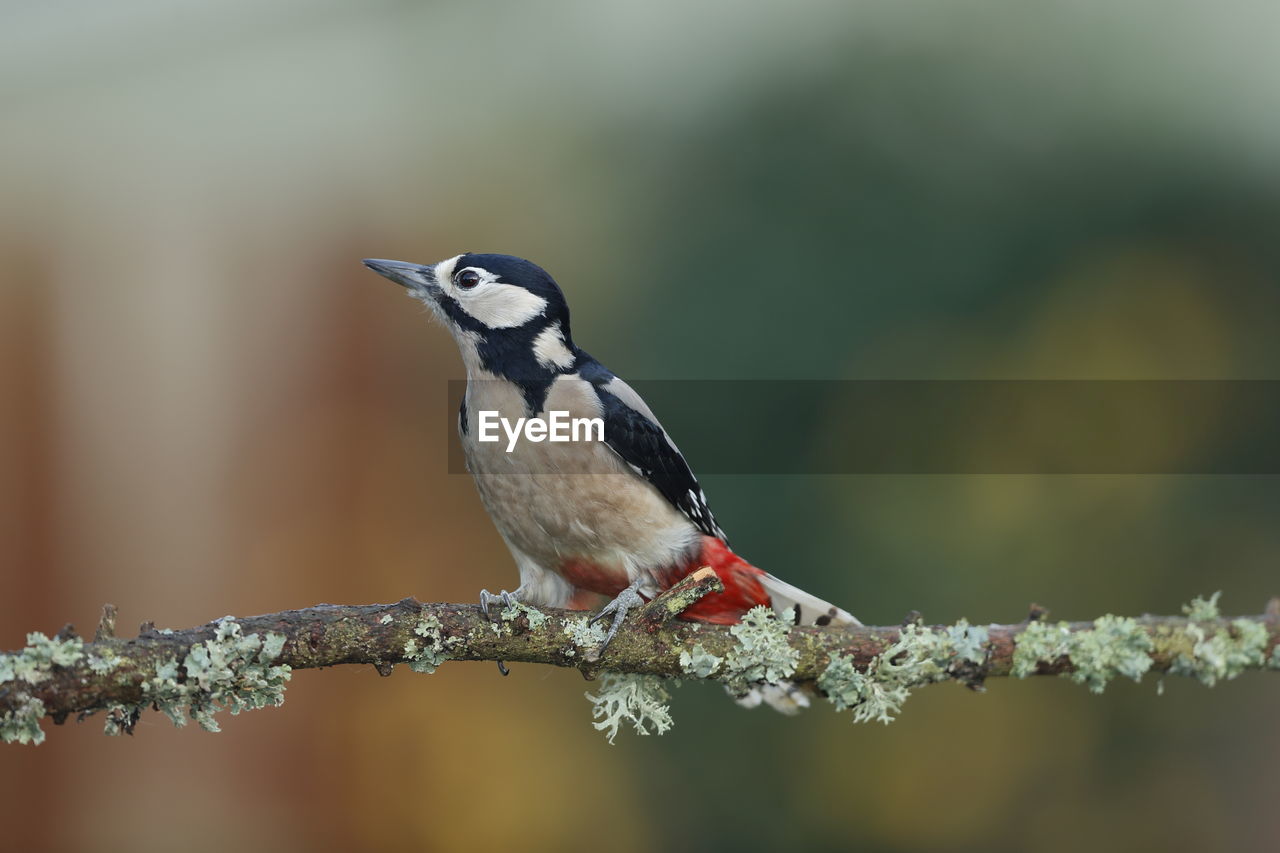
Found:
[1183,591,1222,622]
[1158,594,1270,687]
[1012,616,1153,692]
[585,673,674,744]
[678,644,723,678]
[139,656,186,728]
[1064,615,1153,693]
[722,606,799,693]
[87,650,120,675]
[404,609,461,674]
[1011,596,1279,694]
[499,600,548,631]
[1011,620,1074,678]
[119,617,291,735]
[1167,617,1269,687]
[378,614,393,625]
[817,653,862,711]
[562,616,608,656]
[875,624,955,685]
[818,622,993,725]
[818,625,947,724]
[0,632,86,685]
[0,632,89,744]
[0,694,47,745]
[185,620,291,716]
[819,652,909,724]
[947,619,990,665]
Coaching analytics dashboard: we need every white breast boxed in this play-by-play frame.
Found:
[461,374,699,601]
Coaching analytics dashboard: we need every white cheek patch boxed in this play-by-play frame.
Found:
[461,281,548,329]
[532,322,575,369]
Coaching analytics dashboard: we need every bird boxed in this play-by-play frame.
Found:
[363,252,858,712]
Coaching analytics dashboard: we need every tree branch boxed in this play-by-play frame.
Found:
[2,590,1277,744]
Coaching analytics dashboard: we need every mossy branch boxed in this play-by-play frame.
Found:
[3,590,1278,745]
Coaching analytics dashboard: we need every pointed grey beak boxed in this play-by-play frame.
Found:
[362,258,437,291]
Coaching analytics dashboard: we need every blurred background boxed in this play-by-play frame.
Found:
[2,1,1279,850]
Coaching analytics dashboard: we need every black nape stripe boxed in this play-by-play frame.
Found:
[474,323,567,414]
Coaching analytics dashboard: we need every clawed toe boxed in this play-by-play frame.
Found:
[479,588,499,620]
[479,588,518,676]
[589,580,645,651]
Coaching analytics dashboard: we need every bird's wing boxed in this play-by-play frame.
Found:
[579,359,726,542]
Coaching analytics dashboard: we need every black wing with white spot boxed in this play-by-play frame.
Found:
[578,358,727,542]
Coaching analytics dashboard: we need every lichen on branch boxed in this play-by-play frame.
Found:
[1,591,1277,746]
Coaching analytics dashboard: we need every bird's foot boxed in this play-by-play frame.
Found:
[479,588,519,676]
[588,579,646,651]
[479,588,519,619]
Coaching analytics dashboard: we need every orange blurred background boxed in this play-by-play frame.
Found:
[2,2,1279,851]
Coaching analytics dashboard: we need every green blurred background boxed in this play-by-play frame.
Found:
[2,2,1278,851]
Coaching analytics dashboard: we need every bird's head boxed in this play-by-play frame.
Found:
[363,253,577,379]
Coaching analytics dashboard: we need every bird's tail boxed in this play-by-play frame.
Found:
[667,536,859,715]
[756,571,861,629]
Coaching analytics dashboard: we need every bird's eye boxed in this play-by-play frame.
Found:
[455,269,481,290]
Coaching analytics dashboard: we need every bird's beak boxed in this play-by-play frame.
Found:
[362,258,438,293]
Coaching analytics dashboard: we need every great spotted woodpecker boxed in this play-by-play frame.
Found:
[363,253,858,712]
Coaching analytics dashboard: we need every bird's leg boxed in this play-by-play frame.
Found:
[589,578,646,651]
[479,588,522,676]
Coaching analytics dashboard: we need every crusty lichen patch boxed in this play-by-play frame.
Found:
[588,604,806,741]
[1012,594,1276,696]
[947,619,990,665]
[404,609,462,674]
[1012,615,1153,692]
[819,652,903,724]
[0,693,46,745]
[722,606,798,694]
[818,622,988,724]
[1,616,292,743]
[499,600,548,631]
[0,632,89,744]
[118,617,292,735]
[666,613,998,728]
[562,616,608,657]
[0,632,85,686]
[678,644,723,678]
[1064,615,1154,693]
[1183,591,1222,622]
[1167,617,1269,687]
[1011,620,1073,678]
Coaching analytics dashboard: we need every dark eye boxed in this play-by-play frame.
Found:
[455,269,481,289]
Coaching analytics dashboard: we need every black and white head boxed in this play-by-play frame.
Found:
[363,253,578,380]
